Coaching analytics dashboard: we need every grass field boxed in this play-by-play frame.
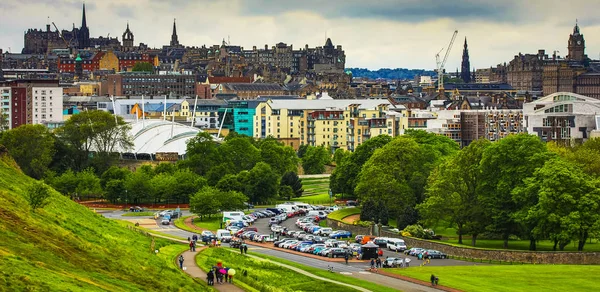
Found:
[196,248,359,292]
[328,207,360,221]
[121,211,155,217]
[250,251,398,292]
[0,156,207,291]
[192,215,223,231]
[389,265,600,292]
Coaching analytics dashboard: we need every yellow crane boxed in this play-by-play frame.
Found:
[436,30,458,93]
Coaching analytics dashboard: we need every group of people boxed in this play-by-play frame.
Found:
[239,241,248,254]
[187,235,198,252]
[369,258,382,272]
[207,262,234,286]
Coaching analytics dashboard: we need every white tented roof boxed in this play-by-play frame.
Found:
[127,120,201,155]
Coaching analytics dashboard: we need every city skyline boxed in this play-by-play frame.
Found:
[1,0,600,70]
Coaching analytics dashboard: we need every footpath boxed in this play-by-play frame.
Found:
[179,248,243,292]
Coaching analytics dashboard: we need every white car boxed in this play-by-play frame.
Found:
[318,228,333,236]
[161,218,170,225]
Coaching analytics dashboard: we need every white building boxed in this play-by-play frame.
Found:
[32,87,63,125]
[0,87,11,130]
[523,92,600,143]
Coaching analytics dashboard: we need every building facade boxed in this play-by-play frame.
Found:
[107,73,198,97]
[524,92,600,144]
[32,87,63,124]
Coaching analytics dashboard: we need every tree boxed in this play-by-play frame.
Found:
[189,187,221,220]
[280,171,303,198]
[0,111,9,131]
[125,167,153,204]
[75,168,102,198]
[513,158,600,251]
[301,146,330,174]
[333,148,349,166]
[355,137,424,228]
[171,169,207,203]
[330,135,391,196]
[259,140,299,175]
[131,62,154,72]
[48,169,78,197]
[182,132,220,175]
[419,139,490,245]
[218,190,248,211]
[478,134,551,249]
[100,166,131,203]
[0,124,55,179]
[27,181,52,211]
[149,173,177,204]
[216,173,246,193]
[218,137,260,173]
[244,162,280,203]
[279,185,294,200]
[57,110,132,171]
[154,163,176,175]
[297,144,309,159]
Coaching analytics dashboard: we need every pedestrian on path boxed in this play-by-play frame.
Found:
[344,252,349,264]
[189,241,194,252]
[430,274,437,286]
[370,258,375,270]
[376,257,381,268]
[178,255,184,269]
[243,244,248,254]
[207,269,215,286]
[239,244,244,254]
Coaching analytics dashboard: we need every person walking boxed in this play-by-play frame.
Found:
[344,252,349,264]
[189,241,194,252]
[239,244,244,254]
[376,257,382,268]
[178,255,184,269]
[207,269,215,286]
[370,258,375,271]
[430,274,436,286]
[243,244,248,254]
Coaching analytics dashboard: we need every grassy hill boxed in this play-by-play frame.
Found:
[0,156,206,291]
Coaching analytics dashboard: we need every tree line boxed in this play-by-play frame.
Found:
[331,131,600,251]
[0,112,337,207]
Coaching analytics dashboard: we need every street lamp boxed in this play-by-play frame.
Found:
[125,189,128,210]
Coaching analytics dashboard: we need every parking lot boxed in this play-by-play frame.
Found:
[248,209,480,267]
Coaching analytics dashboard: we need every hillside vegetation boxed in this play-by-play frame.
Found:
[0,156,206,291]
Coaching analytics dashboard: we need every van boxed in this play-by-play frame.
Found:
[386,238,407,251]
[361,235,375,244]
[307,210,326,219]
[216,229,233,242]
[223,211,245,223]
[276,204,299,213]
[266,208,282,215]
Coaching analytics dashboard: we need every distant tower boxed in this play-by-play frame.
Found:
[460,38,471,83]
[567,20,586,61]
[170,18,179,47]
[122,22,134,50]
[78,2,90,49]
[75,53,83,79]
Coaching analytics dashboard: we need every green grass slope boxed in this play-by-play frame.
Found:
[0,157,206,291]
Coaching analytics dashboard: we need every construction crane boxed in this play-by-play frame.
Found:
[436,30,458,93]
[52,22,71,53]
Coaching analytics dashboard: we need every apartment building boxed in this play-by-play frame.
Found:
[31,87,63,125]
[254,99,407,151]
[0,88,11,130]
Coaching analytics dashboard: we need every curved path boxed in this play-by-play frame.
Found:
[179,248,244,292]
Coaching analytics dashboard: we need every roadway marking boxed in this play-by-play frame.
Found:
[340,272,352,275]
[359,271,371,275]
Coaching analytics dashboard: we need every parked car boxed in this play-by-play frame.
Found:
[317,228,333,236]
[383,257,412,268]
[405,247,425,256]
[326,248,349,258]
[423,250,447,259]
[373,238,389,247]
[160,218,170,225]
[329,230,352,239]
[201,231,216,242]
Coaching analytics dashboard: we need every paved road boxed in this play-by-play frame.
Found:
[253,213,481,267]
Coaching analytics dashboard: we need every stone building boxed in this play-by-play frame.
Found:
[506,50,548,92]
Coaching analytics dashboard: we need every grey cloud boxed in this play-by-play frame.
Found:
[110,4,135,19]
[238,0,519,23]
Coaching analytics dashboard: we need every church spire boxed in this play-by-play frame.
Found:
[460,37,471,83]
[82,2,87,29]
[170,18,179,46]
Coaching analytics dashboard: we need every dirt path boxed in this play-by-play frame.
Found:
[343,214,360,224]
[178,249,244,292]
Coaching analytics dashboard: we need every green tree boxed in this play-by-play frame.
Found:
[301,146,330,174]
[514,158,600,251]
[125,167,153,204]
[189,186,221,220]
[218,190,248,211]
[75,168,102,198]
[48,169,78,197]
[333,148,349,166]
[330,135,392,196]
[479,134,551,249]
[27,181,52,211]
[280,171,303,198]
[131,62,154,72]
[419,139,490,246]
[216,173,246,193]
[171,169,207,203]
[57,110,132,172]
[149,173,177,204]
[0,124,55,179]
[279,185,294,200]
[218,137,260,173]
[245,162,280,203]
[182,132,220,175]
[100,166,131,203]
[154,163,176,175]
[259,140,299,175]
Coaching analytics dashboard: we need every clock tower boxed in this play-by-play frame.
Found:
[567,20,586,61]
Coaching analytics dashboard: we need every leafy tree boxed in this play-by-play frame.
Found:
[206,163,235,186]
[131,62,154,72]
[333,148,349,166]
[279,185,294,200]
[330,135,391,196]
[259,140,298,175]
[125,167,153,204]
[419,139,490,245]
[218,190,248,211]
[218,137,260,173]
[216,173,246,193]
[105,179,127,204]
[360,198,377,222]
[189,186,221,220]
[48,169,78,197]
[57,110,132,171]
[182,132,220,175]
[301,146,330,174]
[171,169,207,203]
[149,173,177,204]
[100,166,131,189]
[478,134,551,249]
[0,124,55,179]
[154,163,176,175]
[244,162,279,203]
[514,159,600,251]
[297,144,309,158]
[280,171,303,198]
[27,181,52,211]
[0,112,8,131]
[355,137,423,228]
[75,168,102,198]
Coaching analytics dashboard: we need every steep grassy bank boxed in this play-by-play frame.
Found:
[0,157,206,291]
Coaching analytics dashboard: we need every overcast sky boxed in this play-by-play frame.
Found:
[1,0,599,70]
